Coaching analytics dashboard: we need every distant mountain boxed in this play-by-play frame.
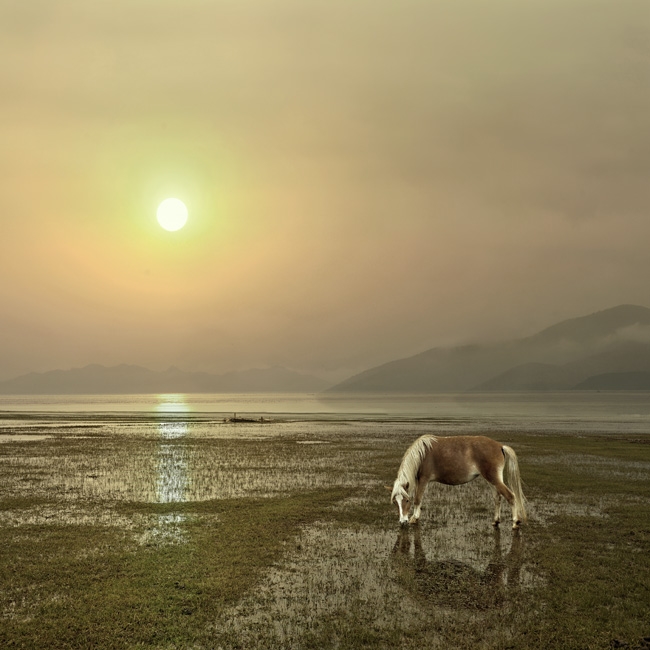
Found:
[474,340,650,392]
[328,305,650,393]
[525,304,650,347]
[0,364,330,394]
[573,371,650,391]
[475,362,580,392]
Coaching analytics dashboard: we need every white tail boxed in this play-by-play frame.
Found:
[502,445,527,522]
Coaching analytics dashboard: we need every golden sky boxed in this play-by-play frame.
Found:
[1,0,649,380]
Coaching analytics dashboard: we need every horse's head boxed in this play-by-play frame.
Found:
[390,479,411,526]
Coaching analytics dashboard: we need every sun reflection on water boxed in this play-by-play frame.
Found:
[156,423,189,503]
[153,395,190,543]
[154,394,192,415]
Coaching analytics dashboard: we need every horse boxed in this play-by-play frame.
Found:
[390,435,527,528]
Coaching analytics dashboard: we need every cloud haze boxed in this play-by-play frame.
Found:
[1,0,649,380]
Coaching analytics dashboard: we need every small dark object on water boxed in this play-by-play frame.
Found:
[226,412,269,423]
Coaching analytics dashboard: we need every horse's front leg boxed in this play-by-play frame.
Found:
[409,476,429,525]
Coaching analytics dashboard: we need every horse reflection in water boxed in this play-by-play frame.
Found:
[391,527,523,610]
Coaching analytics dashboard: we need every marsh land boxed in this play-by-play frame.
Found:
[1,394,649,649]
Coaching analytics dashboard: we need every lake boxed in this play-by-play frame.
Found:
[1,391,650,434]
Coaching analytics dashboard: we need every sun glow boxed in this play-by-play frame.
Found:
[157,198,188,231]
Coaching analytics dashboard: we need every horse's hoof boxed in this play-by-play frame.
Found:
[512,521,521,529]
[400,520,408,528]
[492,520,500,528]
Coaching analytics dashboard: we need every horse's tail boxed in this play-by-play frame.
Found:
[502,445,527,522]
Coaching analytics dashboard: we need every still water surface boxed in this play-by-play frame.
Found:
[1,392,649,435]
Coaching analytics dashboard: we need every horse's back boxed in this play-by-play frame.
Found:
[434,435,503,456]
[427,435,504,485]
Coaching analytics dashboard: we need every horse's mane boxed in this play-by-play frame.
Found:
[391,434,437,501]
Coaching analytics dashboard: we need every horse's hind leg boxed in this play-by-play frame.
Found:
[492,488,502,527]
[409,475,429,525]
[483,468,519,528]
[493,481,519,528]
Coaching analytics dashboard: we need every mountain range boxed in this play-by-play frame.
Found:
[3,305,650,395]
[0,364,329,395]
[327,304,650,392]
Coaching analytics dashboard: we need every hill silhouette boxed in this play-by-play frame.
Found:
[328,305,650,393]
[573,371,650,391]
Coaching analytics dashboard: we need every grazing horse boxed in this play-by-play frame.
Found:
[390,435,527,528]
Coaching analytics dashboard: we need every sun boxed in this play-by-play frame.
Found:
[157,198,188,231]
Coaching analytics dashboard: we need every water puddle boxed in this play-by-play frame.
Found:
[139,513,190,547]
[0,433,373,502]
[215,523,420,646]
[156,422,189,503]
[214,517,541,648]
[148,420,191,543]
[0,435,52,443]
[213,474,545,647]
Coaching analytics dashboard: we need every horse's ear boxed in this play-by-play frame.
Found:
[384,485,393,491]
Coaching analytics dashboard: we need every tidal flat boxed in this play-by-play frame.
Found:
[1,404,649,649]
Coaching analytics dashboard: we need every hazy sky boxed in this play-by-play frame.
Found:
[1,0,649,381]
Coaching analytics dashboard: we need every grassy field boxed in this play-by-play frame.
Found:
[1,422,649,649]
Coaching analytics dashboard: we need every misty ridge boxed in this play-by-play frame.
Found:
[327,304,650,393]
[3,305,650,395]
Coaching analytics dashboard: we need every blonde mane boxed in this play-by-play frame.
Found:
[391,434,437,501]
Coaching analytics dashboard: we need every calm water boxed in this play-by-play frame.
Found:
[1,392,650,435]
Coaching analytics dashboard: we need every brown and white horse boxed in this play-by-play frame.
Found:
[391,435,527,528]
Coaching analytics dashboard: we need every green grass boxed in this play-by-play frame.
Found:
[0,489,347,649]
[1,429,649,649]
[522,507,650,650]
[515,435,650,650]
